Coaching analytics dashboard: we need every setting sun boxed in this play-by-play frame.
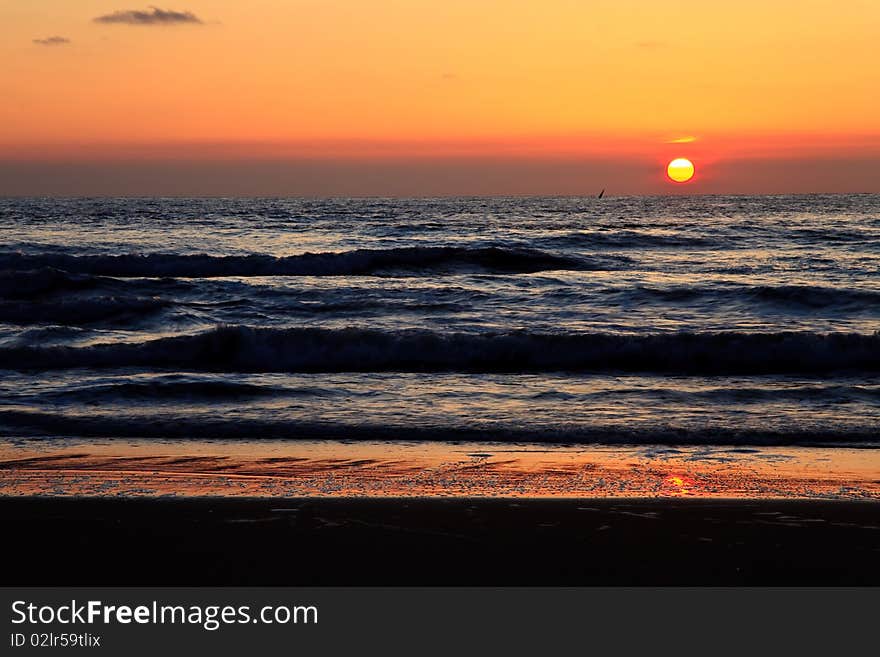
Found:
[667,158,695,183]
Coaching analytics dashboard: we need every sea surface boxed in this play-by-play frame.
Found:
[0,195,878,497]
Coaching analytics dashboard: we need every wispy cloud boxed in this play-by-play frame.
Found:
[33,36,71,46]
[93,6,203,26]
[667,136,698,144]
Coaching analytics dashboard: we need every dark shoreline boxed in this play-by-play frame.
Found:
[4,496,879,585]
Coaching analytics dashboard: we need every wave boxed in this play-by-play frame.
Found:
[19,377,880,406]
[0,268,194,300]
[542,230,715,249]
[0,297,169,326]
[2,326,879,375]
[747,284,880,309]
[619,284,880,310]
[0,268,104,299]
[41,380,293,402]
[529,384,880,404]
[0,246,607,278]
[0,409,876,446]
[0,326,92,349]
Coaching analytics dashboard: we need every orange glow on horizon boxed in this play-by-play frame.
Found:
[2,1,879,194]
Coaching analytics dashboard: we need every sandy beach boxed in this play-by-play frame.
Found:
[2,439,877,584]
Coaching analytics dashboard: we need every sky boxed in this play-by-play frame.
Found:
[1,0,878,196]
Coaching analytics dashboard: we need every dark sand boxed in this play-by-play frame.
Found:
[4,497,879,585]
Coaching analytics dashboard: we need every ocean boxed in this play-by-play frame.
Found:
[1,195,878,498]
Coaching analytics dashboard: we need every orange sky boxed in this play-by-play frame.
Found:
[2,1,879,195]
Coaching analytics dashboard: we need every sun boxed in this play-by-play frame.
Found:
[666,158,695,183]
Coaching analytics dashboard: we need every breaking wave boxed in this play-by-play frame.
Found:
[0,297,170,326]
[2,326,878,375]
[0,246,609,278]
[0,408,876,446]
[619,284,880,310]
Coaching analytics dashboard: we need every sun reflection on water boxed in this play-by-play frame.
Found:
[665,474,697,495]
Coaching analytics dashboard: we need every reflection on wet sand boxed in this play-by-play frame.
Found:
[0,440,877,499]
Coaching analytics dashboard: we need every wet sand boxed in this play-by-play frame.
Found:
[4,496,878,585]
[4,440,877,584]
[2,440,878,499]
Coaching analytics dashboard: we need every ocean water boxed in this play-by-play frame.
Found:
[1,195,879,450]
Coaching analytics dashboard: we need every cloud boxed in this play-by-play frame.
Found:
[93,6,203,25]
[33,36,71,46]
[666,136,698,144]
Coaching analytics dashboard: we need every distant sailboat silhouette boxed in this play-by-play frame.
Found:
[597,188,605,199]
